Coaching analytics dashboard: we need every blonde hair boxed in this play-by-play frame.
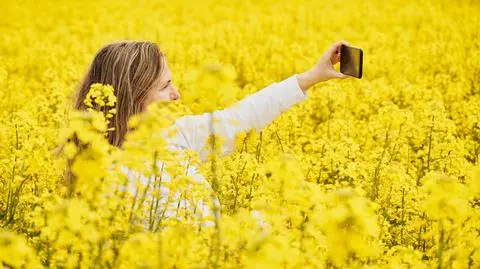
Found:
[74,41,166,147]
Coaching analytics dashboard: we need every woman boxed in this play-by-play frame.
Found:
[73,40,351,228]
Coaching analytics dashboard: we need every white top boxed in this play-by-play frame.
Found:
[121,74,308,229]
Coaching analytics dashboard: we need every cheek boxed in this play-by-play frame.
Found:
[149,89,171,102]
[157,90,171,100]
[145,90,161,106]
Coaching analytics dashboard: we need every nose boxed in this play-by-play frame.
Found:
[170,88,180,100]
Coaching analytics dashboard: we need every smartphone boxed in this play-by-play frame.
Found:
[340,44,363,79]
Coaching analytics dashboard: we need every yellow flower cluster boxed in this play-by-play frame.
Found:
[84,83,117,127]
[1,0,479,268]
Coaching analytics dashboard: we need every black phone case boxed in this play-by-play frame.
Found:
[340,45,363,79]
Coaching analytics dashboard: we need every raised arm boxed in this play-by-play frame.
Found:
[167,40,351,161]
[171,75,305,160]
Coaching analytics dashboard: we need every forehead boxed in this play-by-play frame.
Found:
[160,58,171,80]
[152,58,170,88]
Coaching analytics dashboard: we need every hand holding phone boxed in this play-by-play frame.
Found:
[297,41,362,91]
[340,44,363,79]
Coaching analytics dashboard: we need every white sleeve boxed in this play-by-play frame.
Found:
[170,74,308,161]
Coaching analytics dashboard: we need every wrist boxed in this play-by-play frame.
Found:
[297,69,319,92]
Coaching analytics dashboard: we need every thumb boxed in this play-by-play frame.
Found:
[332,71,349,79]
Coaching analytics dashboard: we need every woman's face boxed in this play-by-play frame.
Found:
[144,59,181,109]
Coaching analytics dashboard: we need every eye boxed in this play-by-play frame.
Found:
[159,80,171,91]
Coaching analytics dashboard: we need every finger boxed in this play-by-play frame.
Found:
[327,41,348,64]
[333,71,348,79]
[337,40,349,47]
[331,40,350,54]
[331,52,341,64]
[335,40,349,48]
